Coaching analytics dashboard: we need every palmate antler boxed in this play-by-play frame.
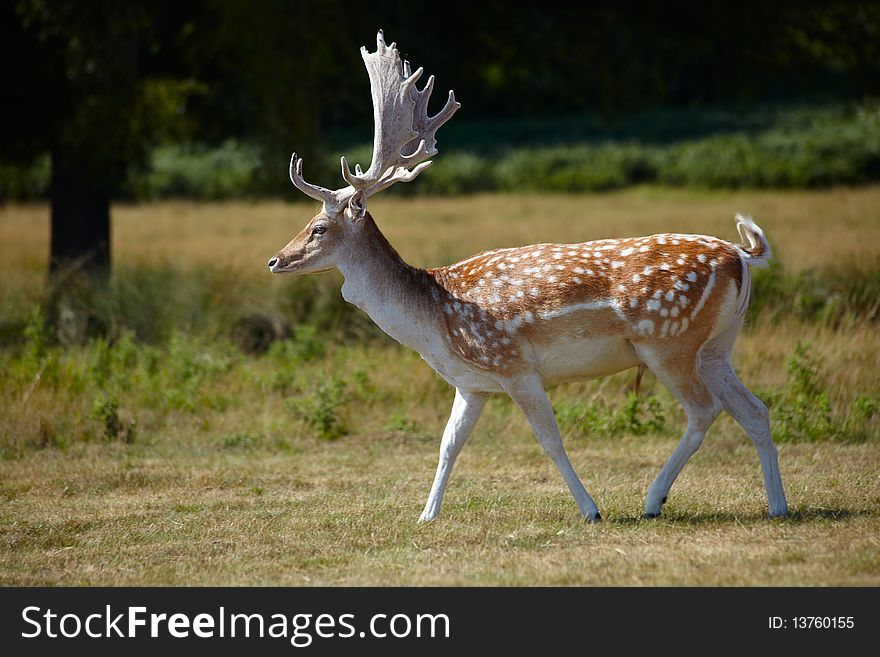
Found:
[289,30,460,209]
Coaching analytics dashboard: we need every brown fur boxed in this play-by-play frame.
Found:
[419,233,748,374]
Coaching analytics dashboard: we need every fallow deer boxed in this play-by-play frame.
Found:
[268,31,788,522]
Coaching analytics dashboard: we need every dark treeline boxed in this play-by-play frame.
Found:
[2,1,879,271]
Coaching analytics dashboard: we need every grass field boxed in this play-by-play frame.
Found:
[1,187,879,585]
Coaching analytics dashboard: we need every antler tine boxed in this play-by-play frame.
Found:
[289,153,338,205]
[406,83,460,160]
[340,30,460,197]
[362,160,435,197]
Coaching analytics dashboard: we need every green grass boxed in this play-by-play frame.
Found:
[1,190,879,585]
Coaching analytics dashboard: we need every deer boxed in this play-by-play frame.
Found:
[268,31,788,523]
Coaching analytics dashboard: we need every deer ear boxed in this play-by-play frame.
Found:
[346,189,367,222]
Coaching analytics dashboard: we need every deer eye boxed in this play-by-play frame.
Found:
[312,224,327,235]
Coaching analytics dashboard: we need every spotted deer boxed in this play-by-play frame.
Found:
[268,31,788,522]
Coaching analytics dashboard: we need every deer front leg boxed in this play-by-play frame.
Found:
[418,389,489,523]
[504,373,601,522]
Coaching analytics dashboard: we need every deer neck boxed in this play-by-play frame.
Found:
[336,214,442,355]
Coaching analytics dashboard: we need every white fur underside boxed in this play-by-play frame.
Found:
[534,335,640,386]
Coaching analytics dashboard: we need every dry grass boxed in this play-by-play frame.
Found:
[1,188,879,586]
[4,186,880,275]
[1,436,878,586]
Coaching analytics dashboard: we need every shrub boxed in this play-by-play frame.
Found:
[91,395,135,442]
[129,140,262,200]
[0,156,50,201]
[762,342,878,443]
[554,393,667,438]
[218,432,261,450]
[385,412,420,434]
[5,103,880,199]
[287,376,349,440]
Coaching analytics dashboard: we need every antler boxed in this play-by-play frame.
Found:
[289,153,345,206]
[340,30,460,196]
[289,30,459,208]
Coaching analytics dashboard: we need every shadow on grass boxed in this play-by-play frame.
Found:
[606,507,878,526]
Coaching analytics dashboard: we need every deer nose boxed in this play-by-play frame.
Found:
[268,257,279,270]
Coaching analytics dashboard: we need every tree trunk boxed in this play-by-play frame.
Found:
[49,144,111,275]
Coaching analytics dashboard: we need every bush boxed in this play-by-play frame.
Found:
[385,412,420,433]
[554,393,667,438]
[91,395,136,442]
[218,432,261,450]
[359,102,880,195]
[287,376,349,440]
[761,342,878,443]
[129,140,262,200]
[0,156,50,201]
[494,143,656,192]
[5,102,880,200]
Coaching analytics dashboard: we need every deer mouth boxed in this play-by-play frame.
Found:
[269,256,333,275]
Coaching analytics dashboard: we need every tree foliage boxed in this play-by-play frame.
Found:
[4,1,880,185]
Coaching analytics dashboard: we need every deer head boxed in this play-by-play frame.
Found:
[268,30,459,274]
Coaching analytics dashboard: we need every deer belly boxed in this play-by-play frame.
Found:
[418,350,505,393]
[533,335,639,385]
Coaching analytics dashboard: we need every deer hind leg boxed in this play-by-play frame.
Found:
[699,336,788,517]
[635,344,723,518]
[418,389,489,523]
[504,373,601,521]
